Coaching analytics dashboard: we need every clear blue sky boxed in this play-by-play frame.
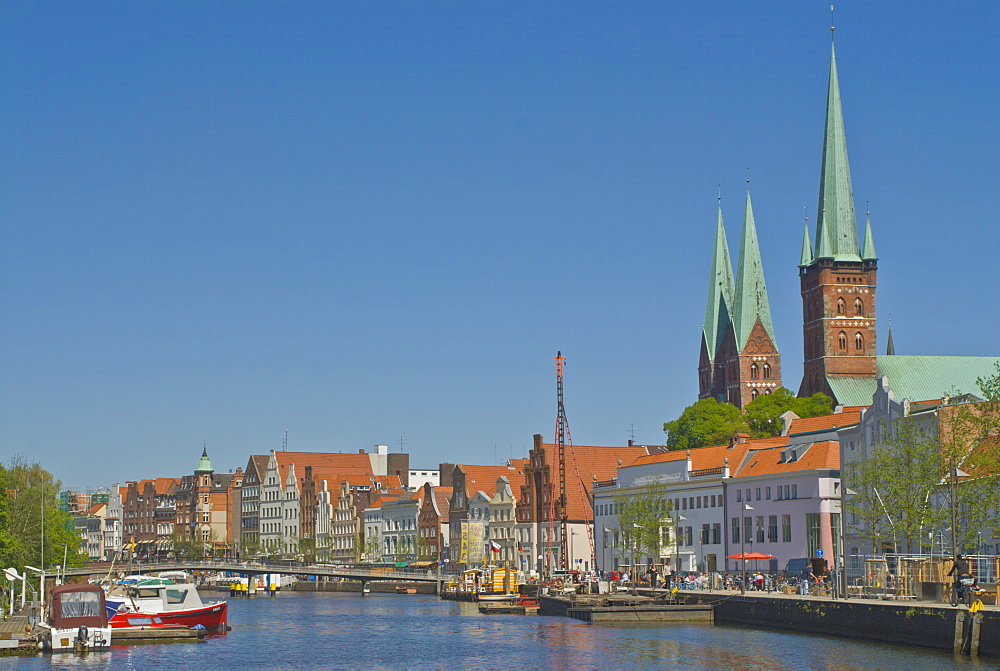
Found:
[2,2,997,490]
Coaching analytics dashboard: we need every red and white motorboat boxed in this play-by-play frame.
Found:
[105,577,228,631]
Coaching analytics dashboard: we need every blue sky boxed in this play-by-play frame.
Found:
[2,2,997,489]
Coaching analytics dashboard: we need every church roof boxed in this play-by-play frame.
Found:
[813,42,863,263]
[732,191,777,350]
[703,205,735,359]
[825,355,1000,407]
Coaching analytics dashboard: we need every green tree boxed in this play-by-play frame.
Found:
[842,445,897,554]
[743,388,833,437]
[663,398,749,450]
[0,456,83,594]
[612,479,672,567]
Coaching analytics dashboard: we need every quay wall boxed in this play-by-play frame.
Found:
[680,594,1000,659]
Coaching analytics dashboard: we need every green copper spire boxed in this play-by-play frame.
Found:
[814,42,861,262]
[861,213,877,260]
[799,222,813,267]
[733,191,777,350]
[703,205,736,360]
[195,446,213,473]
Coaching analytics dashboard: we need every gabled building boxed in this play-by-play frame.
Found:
[518,435,655,574]
[417,483,452,562]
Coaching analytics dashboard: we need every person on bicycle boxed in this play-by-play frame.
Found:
[947,553,978,603]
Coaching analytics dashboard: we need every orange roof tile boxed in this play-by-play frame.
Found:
[787,411,860,436]
[630,436,790,470]
[736,441,840,477]
[457,465,525,498]
[535,442,654,520]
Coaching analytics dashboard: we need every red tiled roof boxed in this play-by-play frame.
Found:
[457,465,525,498]
[629,436,790,470]
[736,441,840,477]
[787,411,860,435]
[535,442,654,520]
[85,502,105,516]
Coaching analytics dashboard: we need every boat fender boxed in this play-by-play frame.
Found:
[553,577,564,588]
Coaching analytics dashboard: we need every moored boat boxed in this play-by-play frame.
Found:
[106,577,228,631]
[40,584,112,652]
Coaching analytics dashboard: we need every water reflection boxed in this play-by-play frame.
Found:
[7,592,993,669]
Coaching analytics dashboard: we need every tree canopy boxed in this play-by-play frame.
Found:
[663,388,833,449]
[743,388,833,437]
[663,398,749,450]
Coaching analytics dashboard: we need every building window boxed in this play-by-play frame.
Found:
[751,389,759,400]
[806,513,821,557]
[766,487,771,500]
[756,516,765,543]
[854,298,863,315]
[792,484,798,499]
[750,363,759,379]
[782,515,792,542]
[837,297,846,315]
[839,331,848,350]
[762,363,771,379]
[743,517,753,545]
[768,515,778,543]
[855,332,864,351]
[731,518,740,544]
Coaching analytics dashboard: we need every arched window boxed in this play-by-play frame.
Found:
[763,363,771,379]
[837,297,846,315]
[750,363,759,379]
[839,331,847,350]
[764,389,772,395]
[855,332,864,351]
[750,389,759,400]
[854,297,863,316]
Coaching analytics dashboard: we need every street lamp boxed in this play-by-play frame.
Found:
[673,513,686,587]
[740,504,754,595]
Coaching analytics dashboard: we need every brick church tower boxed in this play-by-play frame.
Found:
[699,192,781,409]
[798,41,878,399]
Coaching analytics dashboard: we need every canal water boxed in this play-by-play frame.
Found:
[9,591,993,669]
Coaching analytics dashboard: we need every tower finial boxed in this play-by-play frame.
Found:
[745,166,751,189]
[830,4,836,36]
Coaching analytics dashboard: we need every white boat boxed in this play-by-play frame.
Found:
[106,577,229,631]
[40,584,112,652]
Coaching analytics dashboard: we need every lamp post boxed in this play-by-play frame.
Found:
[673,513,686,588]
[740,504,754,595]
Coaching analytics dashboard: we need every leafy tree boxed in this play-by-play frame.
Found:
[663,398,749,450]
[842,445,897,554]
[744,388,833,437]
[612,479,672,567]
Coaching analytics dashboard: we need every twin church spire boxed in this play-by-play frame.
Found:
[699,191,781,409]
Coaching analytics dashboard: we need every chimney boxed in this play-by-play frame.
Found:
[359,449,365,454]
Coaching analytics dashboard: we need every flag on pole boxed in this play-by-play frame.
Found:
[490,540,501,553]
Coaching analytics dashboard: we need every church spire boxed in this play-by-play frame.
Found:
[800,221,813,267]
[814,42,861,262]
[861,211,877,260]
[733,190,776,350]
[886,317,895,355]
[703,204,735,361]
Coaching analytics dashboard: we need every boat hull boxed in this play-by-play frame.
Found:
[108,600,228,631]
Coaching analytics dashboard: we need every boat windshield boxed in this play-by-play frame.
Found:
[58,591,103,618]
